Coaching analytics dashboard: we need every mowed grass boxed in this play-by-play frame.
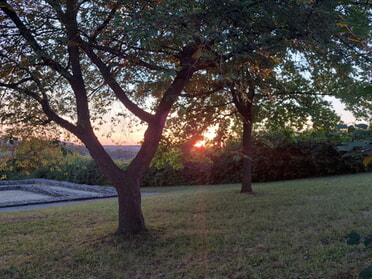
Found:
[0,173,371,279]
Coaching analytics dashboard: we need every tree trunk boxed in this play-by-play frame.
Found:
[112,124,165,234]
[230,85,255,193]
[115,176,147,235]
[81,75,194,234]
[76,129,148,234]
[241,120,253,193]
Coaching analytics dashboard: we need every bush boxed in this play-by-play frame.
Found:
[142,139,370,187]
[143,161,214,186]
[252,140,353,181]
[43,156,108,185]
[2,126,370,186]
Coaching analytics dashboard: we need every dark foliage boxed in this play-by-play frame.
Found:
[142,140,370,187]
[2,136,370,186]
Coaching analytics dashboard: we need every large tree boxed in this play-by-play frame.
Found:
[155,0,371,193]
[226,0,371,192]
[0,0,208,234]
[0,0,371,234]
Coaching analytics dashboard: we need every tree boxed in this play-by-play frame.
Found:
[155,0,371,193]
[0,0,207,234]
[228,0,371,192]
[0,0,370,234]
[0,136,68,177]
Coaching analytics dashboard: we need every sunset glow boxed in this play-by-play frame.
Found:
[193,140,206,148]
[204,130,217,141]
[193,129,217,148]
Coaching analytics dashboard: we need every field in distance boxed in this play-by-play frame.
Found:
[67,144,140,161]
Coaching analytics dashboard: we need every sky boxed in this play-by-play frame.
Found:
[328,97,358,125]
[98,98,362,146]
[0,98,362,146]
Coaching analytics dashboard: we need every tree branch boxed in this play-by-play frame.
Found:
[0,0,72,81]
[181,84,224,98]
[274,91,335,97]
[78,38,156,123]
[335,34,371,63]
[0,82,78,133]
[90,3,120,42]
[44,0,95,130]
[90,44,175,72]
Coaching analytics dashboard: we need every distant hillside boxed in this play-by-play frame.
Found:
[104,145,141,161]
[66,144,140,161]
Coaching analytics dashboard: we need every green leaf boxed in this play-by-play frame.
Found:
[336,124,348,130]
[337,142,368,153]
[359,85,372,95]
[356,124,368,130]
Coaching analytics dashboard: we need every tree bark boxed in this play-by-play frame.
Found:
[73,128,143,233]
[230,85,255,193]
[79,130,149,234]
[115,175,147,235]
[241,120,253,193]
[112,123,165,234]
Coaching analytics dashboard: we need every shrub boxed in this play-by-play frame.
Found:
[17,155,107,185]
[142,138,370,187]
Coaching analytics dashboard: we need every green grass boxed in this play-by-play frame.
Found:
[1,173,372,278]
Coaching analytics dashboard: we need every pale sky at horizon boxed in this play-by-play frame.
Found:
[0,98,363,146]
[98,98,363,146]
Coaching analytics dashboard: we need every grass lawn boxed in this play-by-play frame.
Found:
[1,173,371,278]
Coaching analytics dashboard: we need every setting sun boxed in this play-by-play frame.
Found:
[193,140,206,148]
[192,129,217,148]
